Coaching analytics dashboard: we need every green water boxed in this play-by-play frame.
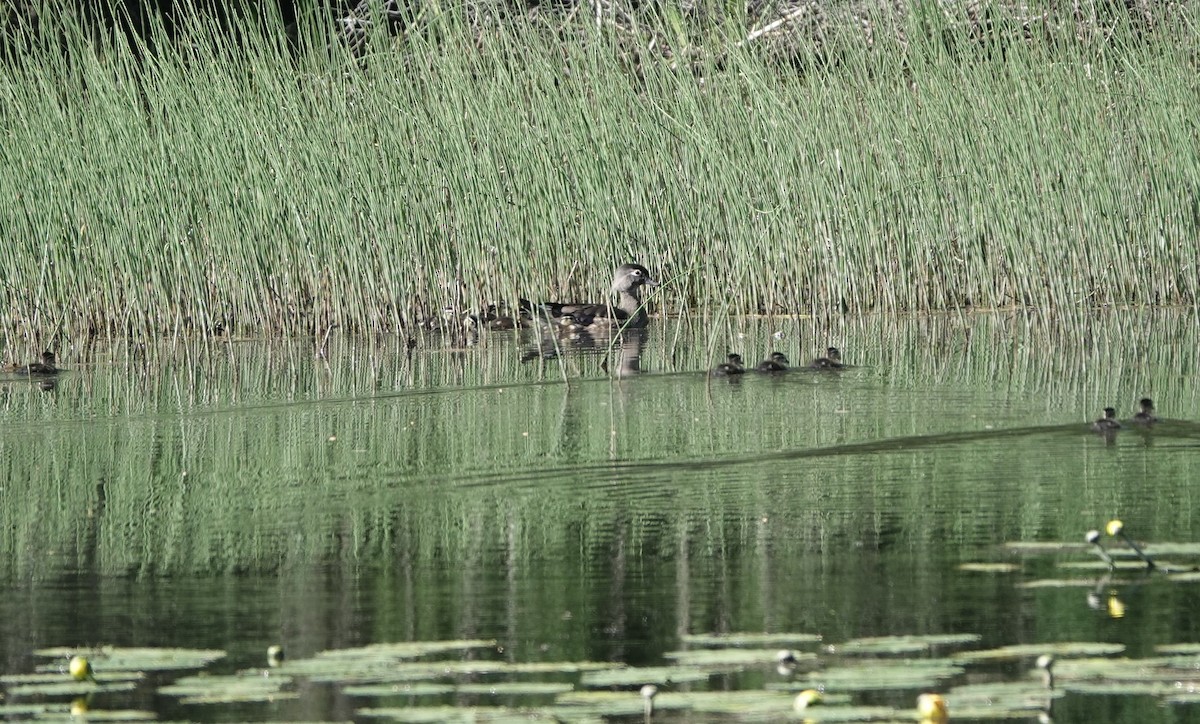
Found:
[2,311,1200,721]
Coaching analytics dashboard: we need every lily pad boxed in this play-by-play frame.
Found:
[344,682,575,698]
[1155,643,1200,655]
[36,707,156,720]
[280,658,617,684]
[5,681,138,697]
[954,642,1124,663]
[580,666,710,687]
[665,648,818,668]
[34,647,225,672]
[958,563,1020,573]
[681,633,823,648]
[769,660,963,691]
[159,673,297,704]
[312,640,497,661]
[357,705,543,722]
[945,680,1063,709]
[828,634,982,655]
[553,689,688,717]
[1017,578,1105,589]
[1003,541,1089,554]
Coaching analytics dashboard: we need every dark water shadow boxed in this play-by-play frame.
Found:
[452,421,1200,490]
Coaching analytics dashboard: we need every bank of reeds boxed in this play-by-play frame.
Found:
[1,3,1198,343]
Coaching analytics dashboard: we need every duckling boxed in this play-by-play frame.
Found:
[528,263,658,330]
[13,351,59,375]
[811,347,843,369]
[710,353,746,376]
[1131,398,1157,425]
[1091,407,1121,432]
[756,351,789,372]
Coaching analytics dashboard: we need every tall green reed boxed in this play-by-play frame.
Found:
[0,3,1197,343]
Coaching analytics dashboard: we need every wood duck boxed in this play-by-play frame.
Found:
[1131,398,1157,425]
[528,264,658,330]
[811,347,843,369]
[1091,407,1121,432]
[13,351,59,375]
[710,353,746,376]
[756,352,789,372]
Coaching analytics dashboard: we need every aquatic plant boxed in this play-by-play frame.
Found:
[0,4,1198,340]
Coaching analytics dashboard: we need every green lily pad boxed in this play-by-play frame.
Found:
[828,634,982,655]
[6,680,139,697]
[954,642,1124,663]
[36,707,156,721]
[312,640,497,661]
[357,706,541,722]
[1065,681,1185,696]
[553,690,687,717]
[34,647,225,672]
[1155,643,1200,655]
[768,660,963,691]
[344,682,575,698]
[580,666,710,687]
[158,673,297,704]
[958,563,1020,573]
[945,680,1063,709]
[1004,541,1089,554]
[681,633,823,648]
[783,705,902,721]
[280,658,617,684]
[665,648,817,668]
[1017,578,1103,589]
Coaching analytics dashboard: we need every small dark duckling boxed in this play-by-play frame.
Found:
[1091,407,1121,432]
[13,351,59,375]
[811,347,843,369]
[1131,398,1157,425]
[710,353,746,376]
[757,352,789,372]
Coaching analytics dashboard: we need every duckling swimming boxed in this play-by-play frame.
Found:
[711,353,746,376]
[13,351,58,375]
[811,347,843,369]
[756,352,789,372]
[1131,398,1157,425]
[529,263,658,330]
[1091,407,1121,432]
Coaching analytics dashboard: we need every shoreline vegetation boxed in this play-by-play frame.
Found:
[1,2,1198,343]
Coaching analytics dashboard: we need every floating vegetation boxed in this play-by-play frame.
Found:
[281,657,616,685]
[828,634,982,656]
[3,680,139,697]
[953,642,1125,663]
[579,666,710,687]
[33,646,226,673]
[957,562,1020,573]
[680,632,823,648]
[308,640,497,661]
[774,659,965,691]
[0,703,155,720]
[1155,643,1200,655]
[158,673,298,704]
[357,705,540,722]
[11,628,1200,721]
[664,647,817,668]
[343,681,575,698]
[552,690,688,718]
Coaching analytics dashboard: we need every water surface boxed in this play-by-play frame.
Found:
[1,310,1199,721]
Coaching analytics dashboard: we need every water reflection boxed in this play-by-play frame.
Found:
[0,311,1198,722]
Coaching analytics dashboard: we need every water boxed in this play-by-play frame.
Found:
[2,311,1200,721]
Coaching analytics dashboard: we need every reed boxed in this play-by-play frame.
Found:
[1,3,1198,342]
